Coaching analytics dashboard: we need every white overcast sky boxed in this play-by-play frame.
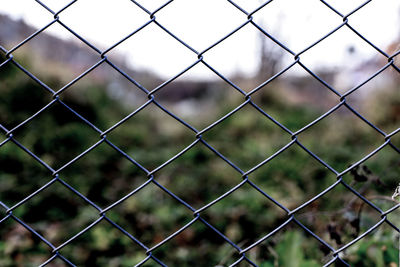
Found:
[1,0,400,80]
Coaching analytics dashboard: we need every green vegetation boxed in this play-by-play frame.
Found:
[0,54,399,266]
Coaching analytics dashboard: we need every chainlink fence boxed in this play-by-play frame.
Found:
[0,0,400,266]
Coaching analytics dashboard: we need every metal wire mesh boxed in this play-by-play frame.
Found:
[0,0,399,266]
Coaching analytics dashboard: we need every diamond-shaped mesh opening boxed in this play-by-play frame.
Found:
[58,219,149,266]
[147,64,244,129]
[200,182,287,247]
[58,142,148,207]
[9,102,100,169]
[58,62,149,130]
[250,63,339,131]
[252,0,340,53]
[10,22,101,86]
[106,102,195,170]
[202,103,289,170]
[200,24,293,90]
[150,220,243,266]
[342,146,400,211]
[155,143,242,209]
[0,141,50,207]
[250,144,338,209]
[345,67,400,135]
[107,22,196,84]
[59,0,149,48]
[155,0,244,52]
[300,27,389,92]
[105,182,194,248]
[297,105,384,171]
[11,181,99,247]
[0,59,52,129]
[345,0,400,49]
[295,183,382,250]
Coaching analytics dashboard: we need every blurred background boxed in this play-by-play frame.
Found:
[0,0,399,266]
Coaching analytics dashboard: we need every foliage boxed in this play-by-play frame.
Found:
[0,53,399,266]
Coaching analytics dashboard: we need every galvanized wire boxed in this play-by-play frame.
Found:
[0,0,399,266]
